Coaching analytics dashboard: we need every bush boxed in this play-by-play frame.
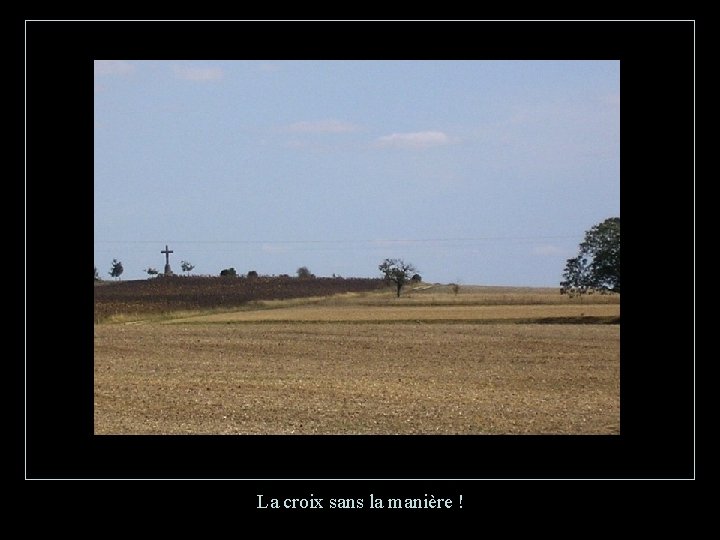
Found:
[247,270,258,279]
[220,267,237,277]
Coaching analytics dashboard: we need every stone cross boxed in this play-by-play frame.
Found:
[161,244,174,276]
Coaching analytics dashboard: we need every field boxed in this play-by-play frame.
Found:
[94,282,620,435]
[94,275,385,322]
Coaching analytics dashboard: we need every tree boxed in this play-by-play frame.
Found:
[109,259,123,280]
[580,217,620,292]
[561,256,593,298]
[181,260,195,275]
[145,267,159,278]
[296,266,312,279]
[94,266,100,281]
[379,258,417,298]
[220,267,237,277]
[562,217,620,293]
[247,270,258,279]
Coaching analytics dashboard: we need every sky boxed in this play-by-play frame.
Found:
[94,60,619,286]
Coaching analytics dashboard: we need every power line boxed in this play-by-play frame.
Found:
[94,236,578,245]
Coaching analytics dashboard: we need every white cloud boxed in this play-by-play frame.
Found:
[283,120,359,134]
[94,60,135,76]
[173,64,224,81]
[376,131,455,149]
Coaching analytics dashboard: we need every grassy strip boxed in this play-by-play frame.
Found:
[162,316,620,326]
[95,296,365,324]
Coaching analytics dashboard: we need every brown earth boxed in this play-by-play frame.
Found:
[94,314,619,435]
[94,275,385,322]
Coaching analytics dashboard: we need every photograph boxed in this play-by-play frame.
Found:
[94,59,620,436]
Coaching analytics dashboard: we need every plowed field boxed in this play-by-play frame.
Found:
[95,287,619,435]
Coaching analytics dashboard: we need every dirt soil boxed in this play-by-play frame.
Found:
[94,322,619,435]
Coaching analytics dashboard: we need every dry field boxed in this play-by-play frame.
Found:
[170,303,618,324]
[94,286,620,435]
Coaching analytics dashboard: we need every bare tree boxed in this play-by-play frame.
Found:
[181,260,195,276]
[379,258,417,298]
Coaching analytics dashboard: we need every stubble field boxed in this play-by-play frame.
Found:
[94,285,620,435]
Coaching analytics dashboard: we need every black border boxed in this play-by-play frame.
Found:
[25,20,694,480]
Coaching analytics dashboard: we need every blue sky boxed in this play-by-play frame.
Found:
[94,60,619,285]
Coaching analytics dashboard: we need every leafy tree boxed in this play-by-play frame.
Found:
[581,217,620,292]
[561,256,593,298]
[109,259,123,280]
[296,266,312,279]
[562,217,620,293]
[411,273,422,283]
[145,267,159,278]
[181,260,195,275]
[220,267,237,277]
[379,258,417,298]
[247,270,258,279]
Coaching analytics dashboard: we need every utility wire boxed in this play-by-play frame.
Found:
[95,235,578,245]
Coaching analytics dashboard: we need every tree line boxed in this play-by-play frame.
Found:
[95,262,320,282]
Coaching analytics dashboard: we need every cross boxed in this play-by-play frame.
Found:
[161,245,173,266]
